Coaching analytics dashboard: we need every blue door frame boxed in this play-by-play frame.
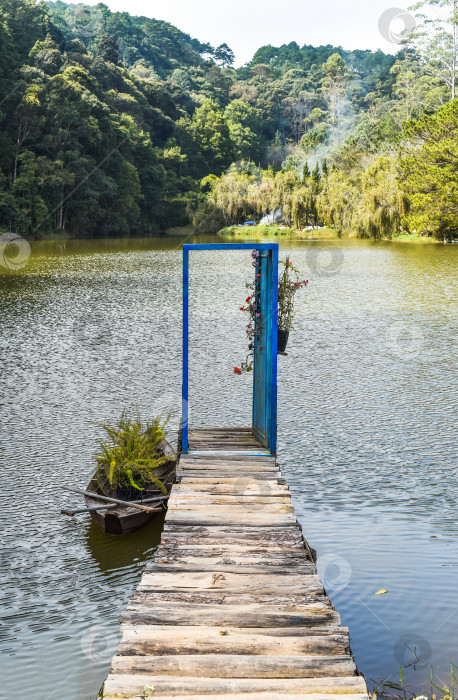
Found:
[182,243,279,454]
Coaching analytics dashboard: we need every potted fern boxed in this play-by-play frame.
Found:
[87,411,176,535]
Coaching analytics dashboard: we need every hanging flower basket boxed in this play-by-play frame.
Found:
[234,253,308,374]
[277,329,289,354]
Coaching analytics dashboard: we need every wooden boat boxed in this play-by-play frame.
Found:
[85,439,176,535]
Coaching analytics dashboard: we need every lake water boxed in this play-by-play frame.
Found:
[0,236,457,699]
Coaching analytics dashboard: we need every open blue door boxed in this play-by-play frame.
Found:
[252,247,278,453]
[182,243,278,455]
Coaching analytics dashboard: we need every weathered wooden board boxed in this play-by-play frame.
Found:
[144,563,315,576]
[118,625,350,656]
[105,694,369,700]
[103,674,368,698]
[166,511,297,528]
[173,485,290,496]
[110,653,356,677]
[170,496,292,506]
[177,471,282,482]
[119,607,340,628]
[137,571,322,593]
[102,428,367,700]
[154,547,305,561]
[162,524,303,539]
[179,462,279,471]
[129,592,329,609]
[168,503,294,515]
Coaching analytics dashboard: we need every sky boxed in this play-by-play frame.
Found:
[64,0,414,66]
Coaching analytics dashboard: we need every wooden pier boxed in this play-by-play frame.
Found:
[103,428,369,699]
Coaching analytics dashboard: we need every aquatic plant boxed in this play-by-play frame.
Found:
[95,410,170,494]
[373,664,457,700]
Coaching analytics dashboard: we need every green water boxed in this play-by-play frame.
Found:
[0,236,457,698]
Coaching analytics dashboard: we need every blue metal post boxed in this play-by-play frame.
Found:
[182,247,189,453]
[270,246,279,454]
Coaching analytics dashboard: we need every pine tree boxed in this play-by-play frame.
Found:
[302,163,311,181]
[312,163,321,182]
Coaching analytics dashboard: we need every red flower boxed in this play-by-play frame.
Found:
[246,296,252,302]
[234,367,242,375]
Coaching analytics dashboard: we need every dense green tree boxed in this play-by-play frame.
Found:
[0,0,455,239]
[409,0,458,99]
[214,43,235,68]
[96,34,120,65]
[400,98,458,237]
[190,99,234,173]
[224,99,260,160]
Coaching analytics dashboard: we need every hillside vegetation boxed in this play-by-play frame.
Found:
[0,0,456,238]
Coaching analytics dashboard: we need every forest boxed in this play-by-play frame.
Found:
[0,0,457,239]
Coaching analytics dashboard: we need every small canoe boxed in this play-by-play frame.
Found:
[85,439,176,535]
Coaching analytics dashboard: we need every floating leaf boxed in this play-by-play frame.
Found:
[375,589,388,595]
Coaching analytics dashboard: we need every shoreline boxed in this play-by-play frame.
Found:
[1,226,446,244]
[215,225,443,244]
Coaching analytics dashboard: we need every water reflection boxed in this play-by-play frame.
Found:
[0,236,457,698]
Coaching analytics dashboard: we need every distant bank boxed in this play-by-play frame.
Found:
[166,225,443,243]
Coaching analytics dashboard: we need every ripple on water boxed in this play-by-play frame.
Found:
[0,238,457,698]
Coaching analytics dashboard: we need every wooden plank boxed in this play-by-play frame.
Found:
[173,485,290,495]
[188,439,264,447]
[137,572,321,593]
[182,456,276,463]
[120,606,340,628]
[170,492,291,500]
[144,563,314,576]
[178,464,279,472]
[169,492,290,500]
[120,624,348,637]
[177,471,282,481]
[118,626,350,656]
[168,504,294,515]
[103,674,368,698]
[174,477,283,486]
[162,524,303,537]
[160,527,305,548]
[165,511,296,527]
[129,593,329,609]
[148,559,314,573]
[189,427,253,433]
[105,694,369,700]
[154,548,308,563]
[110,654,356,678]
[159,538,305,552]
[187,450,272,457]
[168,505,294,515]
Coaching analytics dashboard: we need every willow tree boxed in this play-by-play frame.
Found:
[273,170,300,227]
[316,169,359,235]
[356,156,408,239]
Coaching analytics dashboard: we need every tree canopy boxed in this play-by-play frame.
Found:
[0,0,456,238]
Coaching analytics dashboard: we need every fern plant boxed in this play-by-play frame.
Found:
[95,411,172,496]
